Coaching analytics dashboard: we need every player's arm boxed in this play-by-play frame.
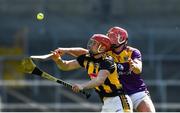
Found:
[129,49,142,74]
[82,70,109,89]
[128,58,142,74]
[54,47,88,57]
[72,70,109,92]
[51,51,81,71]
[72,58,114,92]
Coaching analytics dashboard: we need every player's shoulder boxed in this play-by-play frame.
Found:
[127,46,141,53]
[78,53,90,58]
[127,46,142,59]
[100,55,115,72]
[106,50,113,56]
[77,53,86,59]
[77,53,89,62]
[77,53,92,67]
[102,55,114,65]
[105,55,114,61]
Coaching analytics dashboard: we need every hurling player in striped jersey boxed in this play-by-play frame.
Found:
[51,34,133,112]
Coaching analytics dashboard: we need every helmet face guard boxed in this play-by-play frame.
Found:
[87,39,105,55]
[111,38,128,49]
[87,34,111,56]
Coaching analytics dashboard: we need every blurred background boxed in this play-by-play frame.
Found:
[0,0,180,112]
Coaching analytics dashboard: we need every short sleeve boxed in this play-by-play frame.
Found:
[77,54,86,67]
[131,49,142,61]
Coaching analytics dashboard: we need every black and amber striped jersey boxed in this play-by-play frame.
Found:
[77,54,123,98]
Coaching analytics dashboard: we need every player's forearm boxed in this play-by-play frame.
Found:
[81,78,104,90]
[132,61,142,74]
[54,58,70,71]
[132,65,142,74]
[53,58,77,71]
[59,47,88,57]
[51,50,81,71]
[81,70,109,90]
[68,47,88,57]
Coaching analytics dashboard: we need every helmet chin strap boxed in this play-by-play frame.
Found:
[97,44,104,53]
[89,44,107,59]
[89,45,105,58]
[112,41,127,54]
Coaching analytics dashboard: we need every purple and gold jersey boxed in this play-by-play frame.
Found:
[107,46,147,95]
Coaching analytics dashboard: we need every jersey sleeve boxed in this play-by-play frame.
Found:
[76,54,86,67]
[131,49,142,61]
[99,59,115,74]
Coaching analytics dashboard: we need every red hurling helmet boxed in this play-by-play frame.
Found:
[87,34,111,55]
[107,26,128,48]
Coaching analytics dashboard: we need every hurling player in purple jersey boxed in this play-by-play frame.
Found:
[107,26,155,112]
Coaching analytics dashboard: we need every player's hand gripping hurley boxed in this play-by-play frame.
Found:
[21,58,91,99]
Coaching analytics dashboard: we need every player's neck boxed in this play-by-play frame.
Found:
[93,53,103,59]
[113,46,126,54]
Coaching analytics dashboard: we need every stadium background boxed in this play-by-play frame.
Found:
[0,0,180,112]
